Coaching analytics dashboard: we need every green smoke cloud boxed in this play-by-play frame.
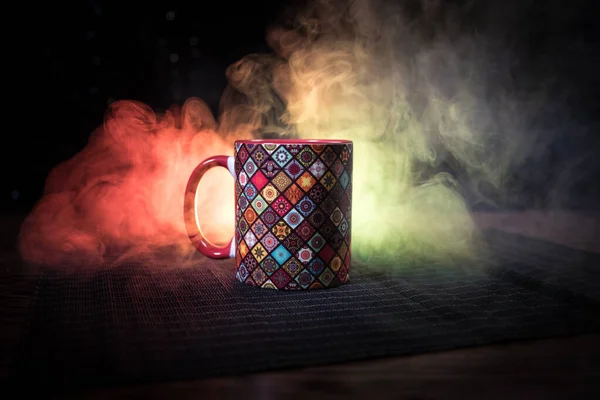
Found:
[218,0,560,267]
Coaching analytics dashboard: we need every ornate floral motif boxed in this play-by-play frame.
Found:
[320,171,337,191]
[283,159,303,179]
[251,195,267,215]
[272,171,292,192]
[243,183,258,201]
[244,158,258,177]
[282,233,304,254]
[261,184,279,203]
[284,184,303,205]
[283,209,304,229]
[296,221,316,241]
[261,232,279,252]
[308,160,327,179]
[272,196,292,217]
[271,221,291,240]
[297,147,317,167]
[250,146,268,166]
[234,141,352,290]
[272,147,292,167]
[297,172,317,192]
[260,211,278,231]
[260,160,280,178]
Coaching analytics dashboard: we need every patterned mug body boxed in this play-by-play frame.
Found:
[184,139,353,290]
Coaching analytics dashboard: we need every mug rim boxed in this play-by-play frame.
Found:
[235,138,352,145]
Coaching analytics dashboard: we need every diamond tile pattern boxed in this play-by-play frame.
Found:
[234,142,353,289]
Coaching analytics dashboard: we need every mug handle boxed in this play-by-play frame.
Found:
[184,155,236,259]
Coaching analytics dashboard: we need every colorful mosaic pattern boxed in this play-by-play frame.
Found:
[234,141,353,290]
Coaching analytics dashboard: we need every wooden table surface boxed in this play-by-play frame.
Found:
[2,211,599,399]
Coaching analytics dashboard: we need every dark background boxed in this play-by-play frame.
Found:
[4,0,600,216]
[5,0,287,215]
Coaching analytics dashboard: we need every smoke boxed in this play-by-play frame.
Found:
[19,0,596,268]
[19,100,241,267]
[223,0,565,265]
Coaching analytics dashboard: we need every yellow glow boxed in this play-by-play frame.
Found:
[236,0,519,266]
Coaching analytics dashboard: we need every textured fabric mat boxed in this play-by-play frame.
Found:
[9,230,600,389]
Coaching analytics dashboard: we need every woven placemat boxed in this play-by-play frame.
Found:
[8,230,600,390]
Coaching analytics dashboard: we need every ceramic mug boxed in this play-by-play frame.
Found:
[184,139,353,290]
